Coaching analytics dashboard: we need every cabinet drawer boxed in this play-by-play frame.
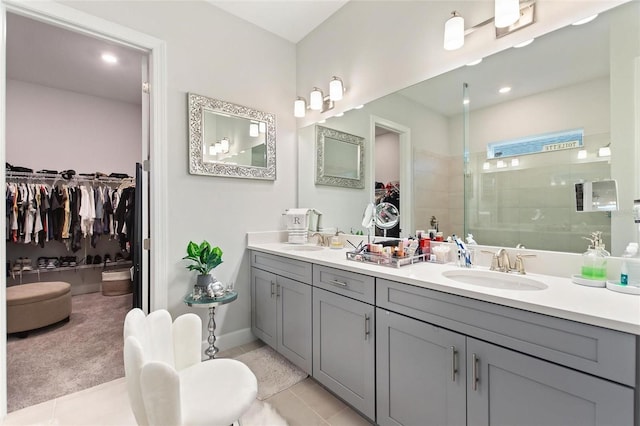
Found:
[377,278,637,387]
[251,251,312,285]
[313,265,375,304]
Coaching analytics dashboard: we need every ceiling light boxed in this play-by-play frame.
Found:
[220,138,229,153]
[101,53,118,64]
[463,99,470,105]
[259,122,266,133]
[496,160,507,168]
[335,112,344,118]
[208,144,217,156]
[466,59,483,66]
[318,119,326,124]
[577,149,587,159]
[329,76,344,101]
[310,88,324,111]
[598,144,611,157]
[494,0,520,28]
[444,11,465,51]
[354,105,364,110]
[249,123,259,137]
[499,86,512,94]
[572,14,598,26]
[511,158,519,166]
[294,97,307,118]
[513,39,534,48]
[483,162,490,170]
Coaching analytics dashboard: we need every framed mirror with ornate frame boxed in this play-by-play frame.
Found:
[315,125,364,189]
[188,93,276,180]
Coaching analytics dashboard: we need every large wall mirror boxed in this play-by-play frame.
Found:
[188,93,276,180]
[315,125,365,188]
[297,1,639,256]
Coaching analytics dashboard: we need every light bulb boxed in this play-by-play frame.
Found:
[494,0,520,28]
[249,123,259,137]
[444,12,464,51]
[577,150,587,159]
[294,97,306,118]
[310,88,323,111]
[329,77,344,101]
[259,122,266,133]
[220,138,229,153]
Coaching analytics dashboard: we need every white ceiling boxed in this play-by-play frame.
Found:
[207,0,350,43]
[5,2,608,116]
[6,12,144,105]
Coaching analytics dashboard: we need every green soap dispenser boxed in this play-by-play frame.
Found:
[581,231,609,280]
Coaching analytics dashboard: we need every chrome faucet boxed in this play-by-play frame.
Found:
[311,232,328,246]
[482,248,536,275]
[496,248,512,273]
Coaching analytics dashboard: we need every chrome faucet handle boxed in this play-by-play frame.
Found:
[481,250,500,271]
[514,253,536,275]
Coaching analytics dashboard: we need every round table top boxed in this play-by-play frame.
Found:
[184,290,238,307]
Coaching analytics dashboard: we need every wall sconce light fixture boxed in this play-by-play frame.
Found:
[598,143,611,157]
[294,76,346,117]
[444,0,536,51]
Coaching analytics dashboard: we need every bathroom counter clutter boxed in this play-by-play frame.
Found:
[247,242,640,335]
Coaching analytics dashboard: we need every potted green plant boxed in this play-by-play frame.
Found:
[183,240,224,296]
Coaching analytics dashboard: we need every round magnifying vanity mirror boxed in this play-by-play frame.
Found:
[375,202,399,237]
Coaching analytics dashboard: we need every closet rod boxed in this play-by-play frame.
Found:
[5,171,133,185]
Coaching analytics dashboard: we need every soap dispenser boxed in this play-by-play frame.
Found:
[581,231,609,281]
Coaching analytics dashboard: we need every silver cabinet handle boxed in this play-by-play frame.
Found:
[472,353,479,391]
[451,346,458,382]
[270,281,275,298]
[276,283,280,297]
[330,279,348,287]
[364,314,370,340]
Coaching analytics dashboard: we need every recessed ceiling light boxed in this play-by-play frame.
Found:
[572,14,598,26]
[101,53,118,64]
[496,160,507,168]
[463,99,470,105]
[499,86,512,94]
[577,149,587,159]
[513,39,534,48]
[466,58,483,66]
[483,162,490,170]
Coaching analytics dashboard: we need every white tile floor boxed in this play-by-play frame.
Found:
[3,341,372,426]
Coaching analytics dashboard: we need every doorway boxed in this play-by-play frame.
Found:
[369,116,413,238]
[1,1,169,416]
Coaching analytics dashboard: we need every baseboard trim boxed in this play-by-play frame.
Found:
[200,327,255,355]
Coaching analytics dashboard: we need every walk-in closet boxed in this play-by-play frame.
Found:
[5,13,146,412]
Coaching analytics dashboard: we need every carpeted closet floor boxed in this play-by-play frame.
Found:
[7,291,131,412]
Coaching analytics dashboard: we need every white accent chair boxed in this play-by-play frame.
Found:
[123,308,258,426]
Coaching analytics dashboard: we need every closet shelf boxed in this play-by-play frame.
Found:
[10,260,132,278]
[6,170,133,185]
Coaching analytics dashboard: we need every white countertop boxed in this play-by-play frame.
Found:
[248,242,640,335]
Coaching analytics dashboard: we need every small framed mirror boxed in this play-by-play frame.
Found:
[188,93,276,180]
[315,125,364,189]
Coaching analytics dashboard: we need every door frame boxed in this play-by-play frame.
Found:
[369,115,413,237]
[0,0,169,417]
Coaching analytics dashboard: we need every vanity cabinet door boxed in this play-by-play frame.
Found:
[251,268,277,348]
[466,338,634,426]
[376,309,466,426]
[313,287,375,421]
[277,275,312,375]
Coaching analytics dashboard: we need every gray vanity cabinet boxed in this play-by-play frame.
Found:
[313,287,376,421]
[250,251,312,374]
[376,309,466,426]
[466,337,634,426]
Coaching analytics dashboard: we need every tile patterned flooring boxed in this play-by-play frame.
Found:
[3,340,372,426]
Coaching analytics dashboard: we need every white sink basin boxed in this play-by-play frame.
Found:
[442,269,548,291]
[282,245,325,252]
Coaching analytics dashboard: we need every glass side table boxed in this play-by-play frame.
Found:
[184,290,238,360]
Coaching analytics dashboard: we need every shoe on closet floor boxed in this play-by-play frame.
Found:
[61,257,70,267]
[85,255,93,265]
[68,256,77,267]
[93,255,102,265]
[37,257,47,269]
[104,254,112,264]
[114,253,124,263]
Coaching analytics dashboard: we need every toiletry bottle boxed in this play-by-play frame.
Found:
[621,243,639,286]
[581,231,609,280]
